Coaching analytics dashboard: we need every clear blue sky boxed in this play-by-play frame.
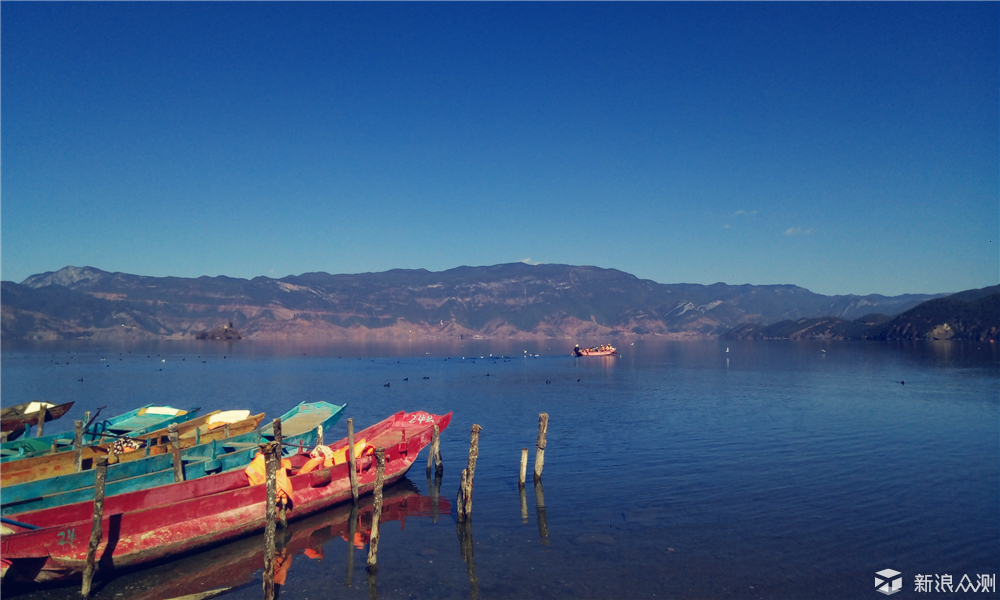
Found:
[2,3,997,296]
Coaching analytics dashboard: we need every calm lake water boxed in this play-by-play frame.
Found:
[1,339,997,600]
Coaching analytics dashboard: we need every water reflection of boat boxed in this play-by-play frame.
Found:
[573,344,617,357]
[119,479,449,600]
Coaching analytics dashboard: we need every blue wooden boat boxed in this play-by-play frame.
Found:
[0,405,201,463]
[1,401,346,516]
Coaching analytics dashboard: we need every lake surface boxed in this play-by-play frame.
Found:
[2,339,997,599]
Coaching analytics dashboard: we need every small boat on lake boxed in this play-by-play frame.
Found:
[0,409,451,584]
[1,402,344,516]
[573,344,617,357]
[1,404,199,464]
[1,401,75,441]
[0,406,202,486]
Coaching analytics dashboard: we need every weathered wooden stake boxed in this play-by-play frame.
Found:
[51,438,58,454]
[272,417,282,448]
[533,413,549,482]
[316,424,323,447]
[223,423,230,439]
[36,404,47,437]
[426,423,442,477]
[74,420,84,473]
[168,423,183,482]
[457,468,468,521]
[262,441,280,600]
[366,448,386,573]
[347,418,359,503]
[457,424,482,521]
[519,447,528,488]
[80,457,108,598]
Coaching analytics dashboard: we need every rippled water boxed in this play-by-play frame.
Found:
[2,339,997,599]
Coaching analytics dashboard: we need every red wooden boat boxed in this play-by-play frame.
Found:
[573,344,617,357]
[0,410,451,584]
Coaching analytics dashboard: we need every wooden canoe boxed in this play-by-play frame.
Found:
[0,407,203,487]
[0,409,451,584]
[1,405,202,463]
[1,402,75,440]
[1,402,345,516]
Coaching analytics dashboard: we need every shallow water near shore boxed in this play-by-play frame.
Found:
[2,339,997,599]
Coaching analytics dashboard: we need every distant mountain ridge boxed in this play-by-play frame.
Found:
[722,285,999,341]
[0,263,969,341]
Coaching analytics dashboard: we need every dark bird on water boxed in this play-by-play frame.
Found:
[384,382,390,387]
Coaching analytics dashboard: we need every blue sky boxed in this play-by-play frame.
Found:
[2,3,997,297]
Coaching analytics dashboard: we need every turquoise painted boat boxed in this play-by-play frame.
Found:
[1,401,346,516]
[0,405,201,463]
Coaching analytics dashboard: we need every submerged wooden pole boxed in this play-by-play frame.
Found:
[346,501,359,587]
[533,413,549,482]
[81,457,108,598]
[457,518,480,600]
[168,423,183,483]
[347,418,359,503]
[366,448,386,573]
[534,478,549,544]
[36,404,47,438]
[73,420,84,473]
[457,424,482,521]
[262,441,280,600]
[519,447,528,487]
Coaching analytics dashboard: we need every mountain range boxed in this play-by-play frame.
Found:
[1,264,995,342]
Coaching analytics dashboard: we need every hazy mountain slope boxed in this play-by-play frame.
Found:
[2,264,946,341]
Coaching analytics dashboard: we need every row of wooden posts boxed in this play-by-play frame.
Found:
[78,412,551,598]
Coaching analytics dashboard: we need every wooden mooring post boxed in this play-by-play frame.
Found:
[519,447,528,488]
[457,424,482,522]
[262,440,281,600]
[347,418,359,503]
[533,413,549,482]
[81,457,109,598]
[366,448,386,574]
[426,423,442,478]
[168,423,184,482]
[36,404,47,438]
[316,424,324,447]
[74,420,84,473]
